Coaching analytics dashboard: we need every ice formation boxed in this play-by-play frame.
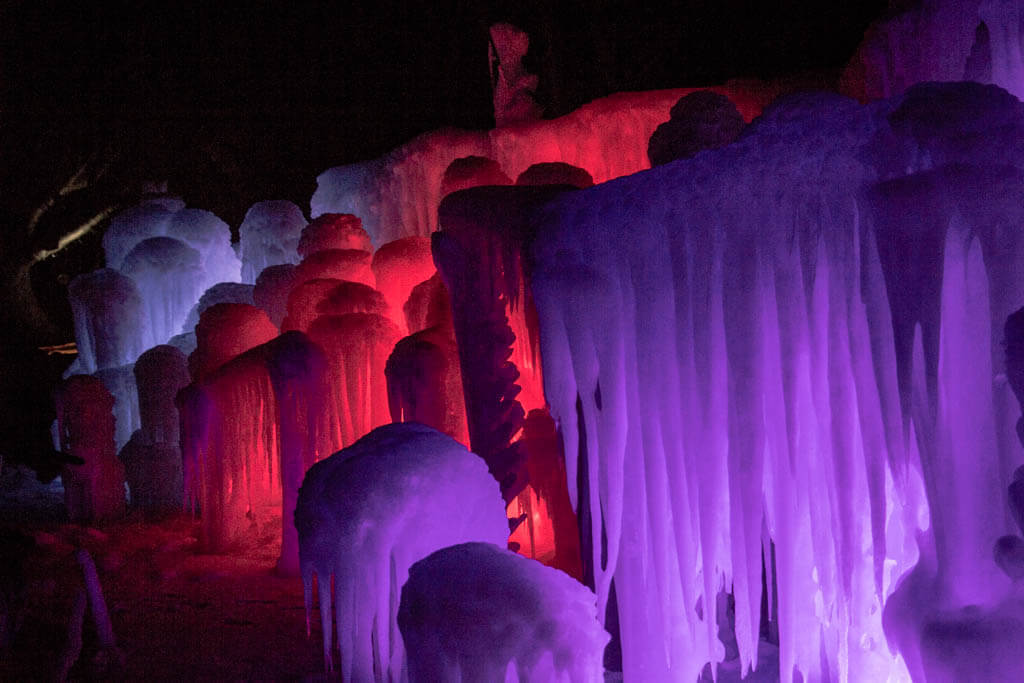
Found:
[439,155,513,197]
[398,542,607,682]
[67,269,146,375]
[308,313,401,450]
[54,375,125,522]
[370,236,436,334]
[293,249,375,290]
[488,23,542,126]
[188,303,279,381]
[311,85,776,245]
[238,200,307,283]
[530,82,1024,681]
[120,236,207,350]
[94,364,139,451]
[515,161,594,188]
[180,343,281,550]
[294,423,509,677]
[102,198,184,270]
[165,208,242,290]
[844,0,1024,102]
[121,345,190,515]
[253,263,298,328]
[296,213,372,257]
[183,282,255,331]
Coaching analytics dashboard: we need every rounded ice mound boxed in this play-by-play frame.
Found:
[399,542,608,683]
[647,90,745,166]
[295,422,508,678]
[253,263,298,328]
[440,155,512,197]
[371,236,436,332]
[297,213,371,258]
[103,199,183,269]
[238,200,307,283]
[166,208,241,288]
[189,303,279,381]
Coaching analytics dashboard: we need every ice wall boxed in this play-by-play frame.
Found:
[294,423,509,678]
[311,84,777,246]
[531,83,1024,681]
[67,269,146,375]
[844,0,1024,102]
[398,542,608,682]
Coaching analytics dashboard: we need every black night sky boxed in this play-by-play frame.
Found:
[0,1,886,459]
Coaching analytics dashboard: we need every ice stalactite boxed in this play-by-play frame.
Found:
[308,313,401,451]
[370,236,436,335]
[531,83,1024,681]
[121,236,207,350]
[54,375,125,523]
[238,200,307,284]
[312,85,776,246]
[295,423,509,678]
[67,269,146,375]
[121,344,189,515]
[188,303,279,382]
[399,542,607,683]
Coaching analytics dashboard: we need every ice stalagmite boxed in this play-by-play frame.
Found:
[188,303,279,381]
[238,200,307,284]
[398,542,608,683]
[531,83,1024,680]
[294,423,509,678]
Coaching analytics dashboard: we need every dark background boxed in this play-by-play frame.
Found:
[0,0,888,463]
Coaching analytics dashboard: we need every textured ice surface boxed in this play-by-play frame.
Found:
[121,236,206,349]
[294,423,509,677]
[67,269,146,374]
[281,278,347,333]
[399,542,607,682]
[311,86,775,245]
[531,82,1024,681]
[238,200,307,283]
[94,364,139,452]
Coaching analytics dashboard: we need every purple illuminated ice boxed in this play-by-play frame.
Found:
[121,236,206,349]
[67,269,146,374]
[398,542,608,682]
[102,198,184,270]
[295,423,508,677]
[165,208,241,290]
